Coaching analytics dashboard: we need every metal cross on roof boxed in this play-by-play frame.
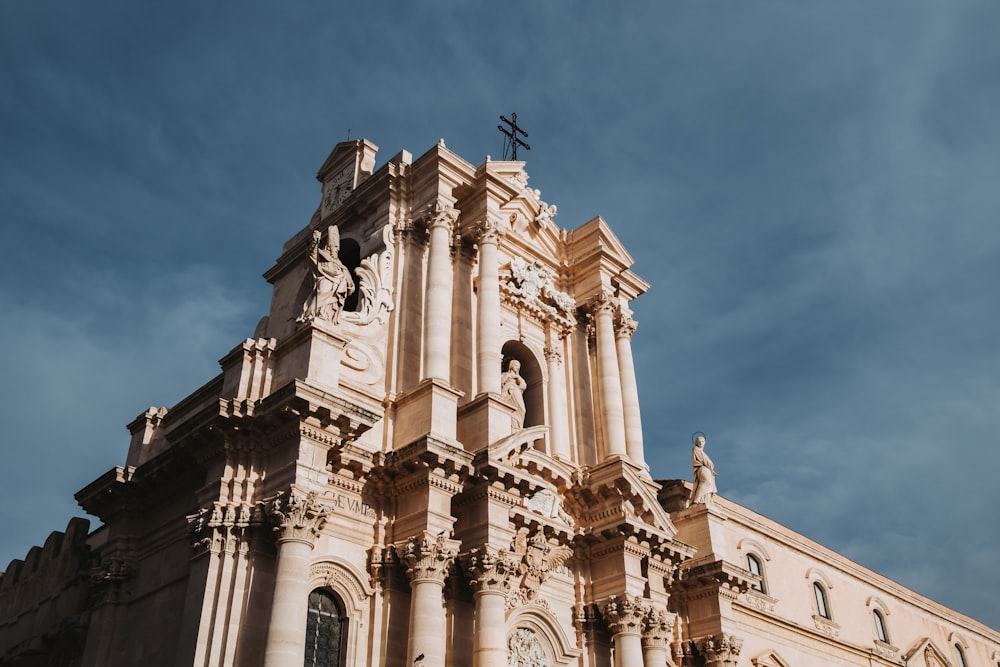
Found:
[498,113,531,161]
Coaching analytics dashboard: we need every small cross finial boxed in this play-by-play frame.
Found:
[498,113,531,161]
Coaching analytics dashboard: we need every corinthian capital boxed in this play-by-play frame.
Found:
[696,633,744,667]
[397,531,460,584]
[602,595,650,636]
[262,490,329,546]
[462,547,520,594]
[422,199,460,231]
[641,607,675,649]
[586,290,617,317]
[614,312,638,339]
[475,217,505,246]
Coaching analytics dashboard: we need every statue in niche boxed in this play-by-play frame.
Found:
[500,359,527,429]
[297,225,355,326]
[687,433,717,507]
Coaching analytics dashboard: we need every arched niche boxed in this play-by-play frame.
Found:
[338,236,362,313]
[506,605,580,666]
[502,340,545,429]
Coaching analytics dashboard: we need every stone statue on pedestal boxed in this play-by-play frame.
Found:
[688,434,717,507]
[297,225,355,325]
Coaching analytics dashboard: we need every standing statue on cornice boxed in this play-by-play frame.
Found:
[501,359,527,429]
[688,433,717,507]
[297,225,355,326]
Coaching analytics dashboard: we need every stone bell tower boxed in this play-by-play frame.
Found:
[72,137,694,667]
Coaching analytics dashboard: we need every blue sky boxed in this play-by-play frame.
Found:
[2,1,998,630]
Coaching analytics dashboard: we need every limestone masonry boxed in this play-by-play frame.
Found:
[1,139,997,666]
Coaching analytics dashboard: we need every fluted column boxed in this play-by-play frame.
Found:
[464,549,520,667]
[640,608,673,667]
[603,596,649,667]
[591,294,627,458]
[615,312,645,466]
[475,219,504,395]
[423,203,458,382]
[545,340,570,460]
[262,492,329,667]
[398,532,461,667]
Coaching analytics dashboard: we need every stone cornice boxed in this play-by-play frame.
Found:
[677,558,756,601]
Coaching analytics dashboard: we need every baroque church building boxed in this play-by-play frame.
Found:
[1,139,998,667]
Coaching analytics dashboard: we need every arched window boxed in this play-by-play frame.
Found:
[305,589,346,667]
[954,644,968,667]
[813,582,830,619]
[747,554,766,594]
[873,609,888,643]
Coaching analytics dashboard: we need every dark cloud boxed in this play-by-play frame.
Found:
[1,0,998,629]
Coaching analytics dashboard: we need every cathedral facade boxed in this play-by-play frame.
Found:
[1,139,998,667]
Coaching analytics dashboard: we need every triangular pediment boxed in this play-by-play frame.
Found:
[568,216,634,272]
[751,649,792,667]
[903,638,954,667]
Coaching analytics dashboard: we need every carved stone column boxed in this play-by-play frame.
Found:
[423,203,459,382]
[544,340,570,460]
[640,608,674,667]
[398,531,461,667]
[591,294,627,458]
[614,313,645,467]
[464,548,520,667]
[695,634,743,667]
[262,491,329,667]
[475,219,504,396]
[603,595,649,667]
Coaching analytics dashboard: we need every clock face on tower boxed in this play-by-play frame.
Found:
[322,165,355,214]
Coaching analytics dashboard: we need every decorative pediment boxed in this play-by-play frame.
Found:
[567,458,678,536]
[902,638,954,667]
[751,649,791,667]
